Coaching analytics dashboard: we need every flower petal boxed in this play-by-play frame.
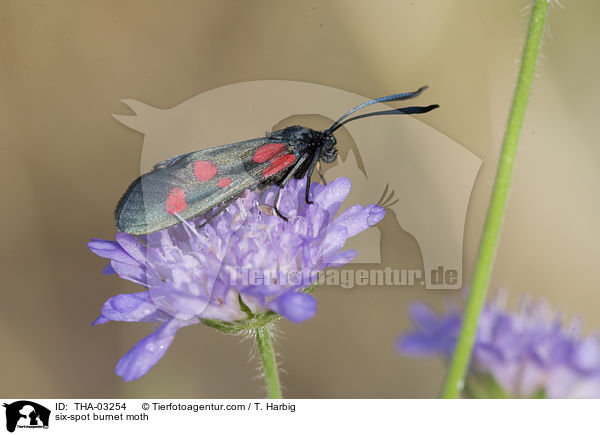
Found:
[334,204,385,237]
[408,302,441,331]
[313,177,351,218]
[396,333,440,356]
[268,292,317,323]
[326,249,357,267]
[100,292,170,322]
[149,284,210,319]
[115,319,183,381]
[110,260,147,286]
[115,233,147,263]
[88,239,139,265]
[102,263,116,275]
[92,315,110,326]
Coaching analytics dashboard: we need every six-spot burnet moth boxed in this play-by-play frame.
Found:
[115,86,439,235]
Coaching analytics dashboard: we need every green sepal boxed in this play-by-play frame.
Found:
[203,283,318,334]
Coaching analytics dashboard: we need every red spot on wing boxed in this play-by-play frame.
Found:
[262,154,296,178]
[217,177,232,188]
[194,160,217,181]
[253,143,285,163]
[165,187,188,215]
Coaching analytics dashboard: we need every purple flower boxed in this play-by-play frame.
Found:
[397,295,600,398]
[89,177,384,381]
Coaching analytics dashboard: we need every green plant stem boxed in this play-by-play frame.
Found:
[204,284,317,397]
[256,327,282,399]
[440,0,550,399]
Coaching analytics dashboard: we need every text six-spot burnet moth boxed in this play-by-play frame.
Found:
[115,87,438,235]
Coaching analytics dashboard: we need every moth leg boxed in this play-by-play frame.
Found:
[196,194,244,229]
[273,153,310,221]
[304,151,321,205]
[196,203,229,229]
[273,188,288,221]
[173,212,199,236]
[316,161,327,185]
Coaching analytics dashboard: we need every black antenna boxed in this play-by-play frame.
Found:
[327,86,438,133]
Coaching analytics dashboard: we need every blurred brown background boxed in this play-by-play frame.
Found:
[1,0,599,398]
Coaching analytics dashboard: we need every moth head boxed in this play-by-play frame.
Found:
[319,131,338,164]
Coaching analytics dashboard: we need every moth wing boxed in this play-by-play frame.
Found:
[115,137,301,234]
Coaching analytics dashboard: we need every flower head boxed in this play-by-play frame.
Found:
[397,295,600,398]
[89,176,384,381]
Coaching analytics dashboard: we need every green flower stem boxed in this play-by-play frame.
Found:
[204,284,318,397]
[256,327,282,399]
[440,0,550,399]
